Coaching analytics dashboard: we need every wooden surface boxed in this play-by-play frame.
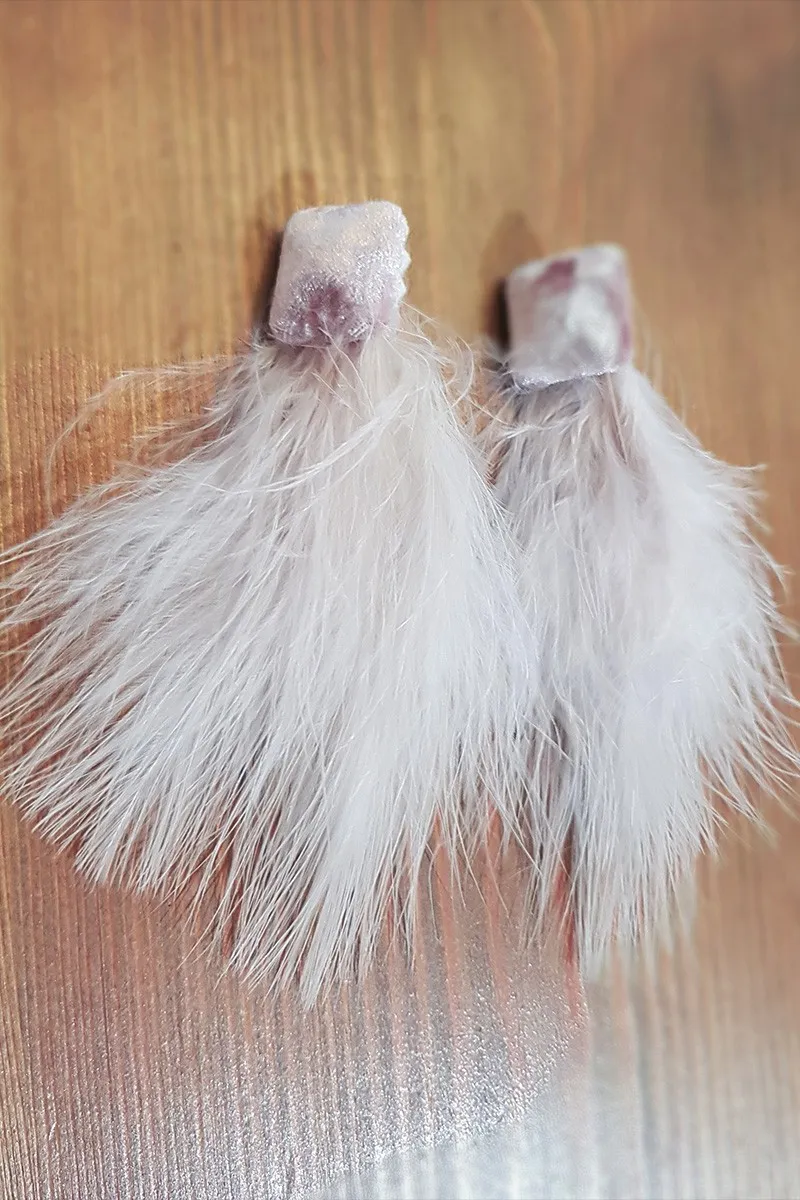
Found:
[2,2,800,1197]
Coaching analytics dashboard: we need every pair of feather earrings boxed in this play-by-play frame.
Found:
[0,201,795,1002]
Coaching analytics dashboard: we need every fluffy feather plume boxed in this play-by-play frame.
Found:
[0,202,532,1002]
[486,245,798,969]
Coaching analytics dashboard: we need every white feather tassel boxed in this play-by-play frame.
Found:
[486,245,798,969]
[0,202,531,1001]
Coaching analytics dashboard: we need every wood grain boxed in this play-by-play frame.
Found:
[1,2,800,1197]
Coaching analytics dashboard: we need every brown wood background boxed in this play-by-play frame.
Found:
[1,2,800,1197]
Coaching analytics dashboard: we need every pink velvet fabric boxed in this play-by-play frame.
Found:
[506,244,632,387]
[269,201,410,347]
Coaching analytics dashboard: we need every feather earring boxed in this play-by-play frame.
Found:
[485,244,797,970]
[0,201,532,1002]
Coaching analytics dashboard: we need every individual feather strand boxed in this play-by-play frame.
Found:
[0,202,532,1002]
[485,244,798,970]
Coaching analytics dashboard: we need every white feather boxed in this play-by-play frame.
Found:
[486,364,798,969]
[0,316,532,1002]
